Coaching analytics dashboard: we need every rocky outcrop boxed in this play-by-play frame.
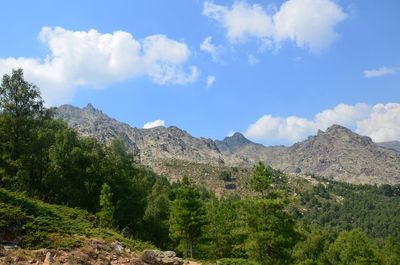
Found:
[284,125,400,184]
[0,240,190,265]
[141,250,183,265]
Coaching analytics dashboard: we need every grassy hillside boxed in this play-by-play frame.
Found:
[0,188,153,251]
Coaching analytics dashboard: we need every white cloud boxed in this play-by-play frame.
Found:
[273,0,347,52]
[206,75,216,87]
[356,103,400,142]
[203,0,347,52]
[314,103,371,129]
[143,119,165,129]
[203,1,274,43]
[245,103,400,145]
[200,36,222,62]
[0,27,198,106]
[245,115,315,144]
[363,66,397,78]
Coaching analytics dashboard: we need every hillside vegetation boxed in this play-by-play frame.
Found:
[0,188,151,250]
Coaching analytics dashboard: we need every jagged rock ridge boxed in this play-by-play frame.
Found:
[55,104,400,185]
[55,104,228,167]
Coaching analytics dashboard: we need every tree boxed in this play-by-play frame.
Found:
[327,229,379,265]
[97,183,115,228]
[103,139,148,232]
[243,162,300,265]
[170,176,207,258]
[0,68,48,191]
[381,236,400,265]
[293,229,330,264]
[201,194,241,259]
[143,178,171,248]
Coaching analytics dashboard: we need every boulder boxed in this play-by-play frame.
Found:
[141,250,183,265]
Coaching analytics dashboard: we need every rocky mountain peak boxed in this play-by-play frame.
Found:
[320,124,353,135]
[317,124,374,146]
[85,103,96,109]
[223,132,253,147]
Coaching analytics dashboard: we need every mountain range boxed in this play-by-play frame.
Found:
[54,104,400,185]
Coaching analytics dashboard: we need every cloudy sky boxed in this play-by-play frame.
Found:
[0,0,399,145]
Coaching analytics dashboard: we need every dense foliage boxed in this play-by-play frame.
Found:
[298,179,400,241]
[0,69,399,264]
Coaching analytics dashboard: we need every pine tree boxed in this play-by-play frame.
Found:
[243,162,300,265]
[97,183,115,228]
[170,177,207,258]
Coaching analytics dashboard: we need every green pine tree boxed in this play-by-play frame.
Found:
[97,183,115,228]
[243,162,300,265]
[170,176,207,258]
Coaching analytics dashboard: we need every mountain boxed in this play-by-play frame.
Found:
[55,104,231,168]
[215,132,258,152]
[284,125,400,184]
[55,104,400,185]
[378,141,400,152]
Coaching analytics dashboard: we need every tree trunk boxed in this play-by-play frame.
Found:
[189,235,194,258]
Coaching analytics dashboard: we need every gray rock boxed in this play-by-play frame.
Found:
[141,250,183,265]
[111,241,124,253]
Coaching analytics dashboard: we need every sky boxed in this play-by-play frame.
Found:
[0,0,399,145]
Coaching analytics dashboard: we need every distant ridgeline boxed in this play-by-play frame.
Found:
[55,104,400,185]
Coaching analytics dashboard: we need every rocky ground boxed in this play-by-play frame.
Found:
[0,240,192,265]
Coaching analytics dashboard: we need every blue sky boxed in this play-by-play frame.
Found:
[0,0,399,145]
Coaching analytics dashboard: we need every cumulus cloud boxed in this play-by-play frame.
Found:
[356,104,400,142]
[203,0,347,52]
[204,1,274,43]
[363,66,397,78]
[0,27,198,106]
[245,103,400,145]
[200,36,222,62]
[143,119,165,129]
[206,75,216,87]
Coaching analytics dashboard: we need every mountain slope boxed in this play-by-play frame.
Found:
[55,104,228,168]
[378,140,400,152]
[55,104,400,185]
[285,125,400,184]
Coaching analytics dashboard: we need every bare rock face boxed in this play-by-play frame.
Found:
[55,104,226,168]
[283,125,400,184]
[141,250,183,265]
[55,105,400,185]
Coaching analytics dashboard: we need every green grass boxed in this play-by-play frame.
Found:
[0,188,153,251]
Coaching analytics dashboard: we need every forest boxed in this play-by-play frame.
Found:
[1,69,400,265]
